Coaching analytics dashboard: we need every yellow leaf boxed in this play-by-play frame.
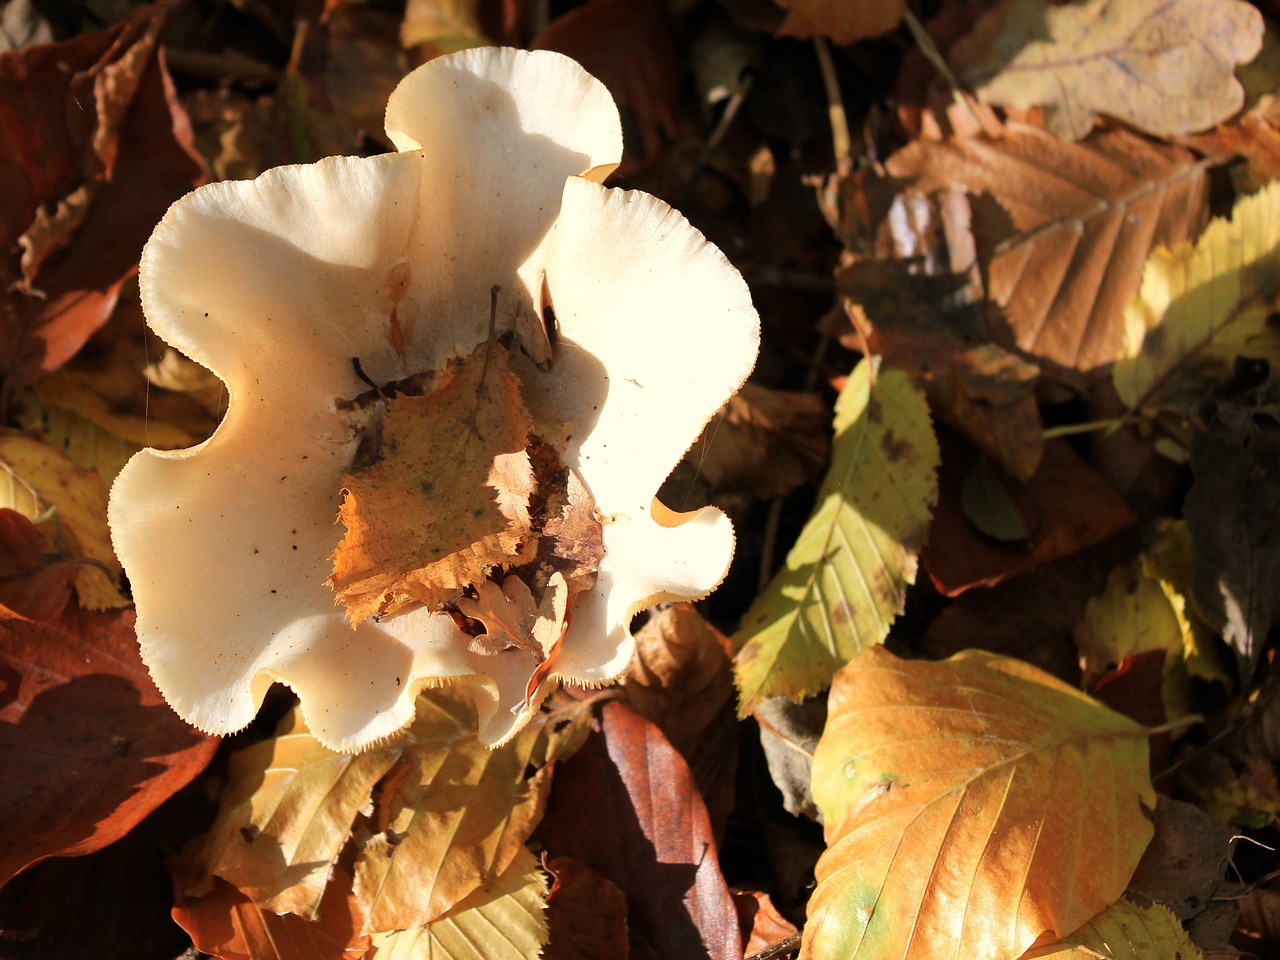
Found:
[198,707,402,918]
[1114,181,1280,421]
[954,0,1263,141]
[733,358,939,715]
[0,432,125,609]
[12,388,140,489]
[353,690,589,931]
[367,848,547,960]
[400,0,488,53]
[1021,898,1203,959]
[805,647,1156,960]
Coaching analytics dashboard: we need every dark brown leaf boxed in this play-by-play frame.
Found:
[536,701,742,960]
[544,855,630,960]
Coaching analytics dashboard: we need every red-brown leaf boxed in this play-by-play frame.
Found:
[544,855,630,960]
[0,606,218,885]
[0,508,77,621]
[536,701,742,960]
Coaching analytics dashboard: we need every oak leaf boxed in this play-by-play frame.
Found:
[330,340,535,622]
[806,647,1157,960]
[951,0,1263,142]
[458,572,568,660]
[734,357,939,715]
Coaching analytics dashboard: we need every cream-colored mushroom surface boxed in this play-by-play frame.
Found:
[108,47,760,752]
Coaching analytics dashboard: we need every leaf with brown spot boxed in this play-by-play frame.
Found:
[330,341,535,622]
[734,357,940,714]
[951,0,1263,142]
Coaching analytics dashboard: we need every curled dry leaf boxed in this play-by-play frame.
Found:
[951,0,1263,142]
[733,357,939,715]
[807,647,1157,960]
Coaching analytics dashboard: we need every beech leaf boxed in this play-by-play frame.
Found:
[734,358,939,715]
[952,0,1263,142]
[806,647,1156,960]
[1114,182,1280,421]
[1020,898,1204,959]
[367,848,547,960]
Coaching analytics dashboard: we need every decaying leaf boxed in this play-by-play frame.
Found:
[807,647,1157,960]
[951,0,1263,142]
[878,124,1209,372]
[330,341,535,622]
[1184,358,1280,682]
[0,432,125,608]
[773,0,906,44]
[366,848,547,960]
[459,572,568,660]
[734,357,939,714]
[1114,181,1280,423]
[1020,898,1204,959]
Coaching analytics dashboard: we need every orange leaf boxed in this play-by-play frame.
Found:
[0,508,77,621]
[806,647,1156,960]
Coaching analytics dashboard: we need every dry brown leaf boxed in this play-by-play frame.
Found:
[774,0,905,44]
[458,572,567,660]
[330,341,535,622]
[544,855,630,960]
[951,0,1263,142]
[0,508,77,621]
[879,123,1210,372]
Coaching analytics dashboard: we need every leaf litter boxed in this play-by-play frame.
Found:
[9,0,1280,957]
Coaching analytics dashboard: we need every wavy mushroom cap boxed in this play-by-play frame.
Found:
[108,47,759,752]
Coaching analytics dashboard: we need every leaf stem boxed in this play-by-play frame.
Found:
[1040,417,1124,440]
[1144,714,1203,738]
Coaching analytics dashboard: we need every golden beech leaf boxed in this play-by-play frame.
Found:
[353,691,588,932]
[1020,898,1203,959]
[733,358,939,715]
[774,0,906,45]
[952,0,1263,142]
[367,848,547,960]
[330,340,535,622]
[805,647,1157,960]
[196,690,589,930]
[1113,181,1280,422]
[0,432,125,609]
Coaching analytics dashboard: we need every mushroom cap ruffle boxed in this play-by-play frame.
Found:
[108,47,759,751]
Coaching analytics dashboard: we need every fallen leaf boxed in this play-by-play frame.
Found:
[0,508,77,620]
[1127,796,1236,921]
[544,855,630,960]
[754,694,825,822]
[330,340,535,622]
[537,700,743,960]
[172,870,370,960]
[879,124,1210,372]
[773,0,905,44]
[734,889,800,954]
[734,357,940,714]
[0,4,206,389]
[0,606,217,886]
[922,432,1136,596]
[622,603,739,835]
[367,848,547,960]
[401,0,488,54]
[458,572,567,660]
[353,692,588,931]
[1114,180,1280,423]
[1184,358,1280,681]
[951,0,1263,142]
[0,431,127,609]
[1020,898,1204,959]
[807,647,1156,960]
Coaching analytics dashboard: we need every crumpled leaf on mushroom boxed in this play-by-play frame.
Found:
[107,47,760,752]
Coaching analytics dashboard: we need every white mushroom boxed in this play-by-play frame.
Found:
[108,47,759,751]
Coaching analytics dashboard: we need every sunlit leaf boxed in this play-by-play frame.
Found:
[734,358,939,715]
[1020,898,1203,959]
[367,848,547,960]
[1114,181,1280,421]
[805,647,1156,960]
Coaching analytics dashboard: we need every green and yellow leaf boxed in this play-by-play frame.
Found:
[1021,898,1203,959]
[1114,181,1280,424]
[733,358,939,715]
[805,647,1156,960]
